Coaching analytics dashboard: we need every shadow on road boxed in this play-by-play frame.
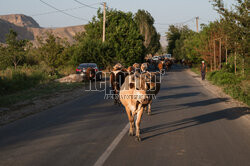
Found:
[0,97,124,149]
[151,97,229,115]
[158,92,200,100]
[179,98,229,107]
[142,107,249,141]
[161,85,194,91]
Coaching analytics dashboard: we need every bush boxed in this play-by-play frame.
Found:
[57,65,76,76]
[208,71,243,85]
[207,70,249,106]
[0,66,48,95]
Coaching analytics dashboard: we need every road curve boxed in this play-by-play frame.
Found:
[0,65,249,166]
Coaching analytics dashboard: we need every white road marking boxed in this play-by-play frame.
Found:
[93,123,130,166]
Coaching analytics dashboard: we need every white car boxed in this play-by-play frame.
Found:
[152,56,159,61]
[164,54,172,59]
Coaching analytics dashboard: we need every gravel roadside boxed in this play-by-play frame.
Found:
[186,68,250,121]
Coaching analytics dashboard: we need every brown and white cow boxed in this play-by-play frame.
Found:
[158,61,165,74]
[119,73,150,141]
[133,63,141,73]
[110,63,128,105]
[86,67,96,81]
[127,66,135,74]
[165,59,172,71]
[140,63,148,73]
[142,72,161,115]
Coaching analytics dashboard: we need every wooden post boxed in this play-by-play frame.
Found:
[234,52,237,74]
[242,58,245,75]
[210,59,213,71]
[234,42,237,74]
[195,17,199,32]
[214,40,216,70]
[225,36,228,65]
[219,38,221,70]
[102,2,106,42]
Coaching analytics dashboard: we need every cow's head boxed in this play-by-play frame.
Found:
[128,74,149,104]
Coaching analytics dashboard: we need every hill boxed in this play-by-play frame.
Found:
[0,14,85,46]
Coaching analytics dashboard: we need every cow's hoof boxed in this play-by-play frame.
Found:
[135,136,141,142]
[128,131,134,136]
[147,112,151,116]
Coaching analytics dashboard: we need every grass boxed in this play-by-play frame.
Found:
[0,65,86,107]
[0,81,84,107]
[207,71,249,106]
[190,66,250,106]
[190,67,200,75]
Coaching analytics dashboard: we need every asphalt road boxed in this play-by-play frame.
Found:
[0,65,249,166]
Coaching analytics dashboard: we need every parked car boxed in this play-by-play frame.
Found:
[164,54,172,59]
[152,56,159,61]
[159,56,165,61]
[76,63,102,81]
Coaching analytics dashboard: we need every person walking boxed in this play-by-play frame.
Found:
[200,61,207,80]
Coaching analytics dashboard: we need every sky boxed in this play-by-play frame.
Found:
[0,0,236,35]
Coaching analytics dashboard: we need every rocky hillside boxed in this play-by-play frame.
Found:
[0,14,40,28]
[0,14,85,46]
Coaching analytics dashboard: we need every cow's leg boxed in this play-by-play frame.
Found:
[135,106,144,141]
[125,107,134,136]
[147,100,152,115]
[114,91,119,105]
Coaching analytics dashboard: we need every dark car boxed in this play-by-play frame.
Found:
[76,63,102,81]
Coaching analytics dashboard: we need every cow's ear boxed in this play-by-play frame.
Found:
[129,83,134,89]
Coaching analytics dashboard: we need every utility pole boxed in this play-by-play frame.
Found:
[234,42,237,74]
[225,36,228,65]
[219,38,221,70]
[234,52,237,74]
[102,2,106,42]
[195,17,199,32]
[214,40,216,70]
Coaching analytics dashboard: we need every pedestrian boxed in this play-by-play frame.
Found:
[200,61,207,80]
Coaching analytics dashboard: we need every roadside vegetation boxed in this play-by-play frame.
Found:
[0,9,160,107]
[166,0,249,105]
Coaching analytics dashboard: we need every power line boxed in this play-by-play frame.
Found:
[40,0,89,21]
[73,0,99,10]
[32,2,100,16]
[155,17,195,26]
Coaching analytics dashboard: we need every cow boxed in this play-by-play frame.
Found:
[127,66,135,74]
[86,67,96,81]
[119,73,150,141]
[158,61,165,74]
[110,63,128,105]
[133,63,141,73]
[142,72,161,115]
[165,59,172,71]
[141,63,148,73]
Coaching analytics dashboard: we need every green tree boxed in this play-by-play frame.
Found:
[3,29,28,69]
[69,39,113,68]
[83,9,146,66]
[212,0,250,73]
[166,25,182,56]
[37,32,65,74]
[167,25,197,61]
[134,9,161,55]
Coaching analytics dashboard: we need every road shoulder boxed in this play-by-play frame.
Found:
[0,83,90,126]
[186,69,250,121]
